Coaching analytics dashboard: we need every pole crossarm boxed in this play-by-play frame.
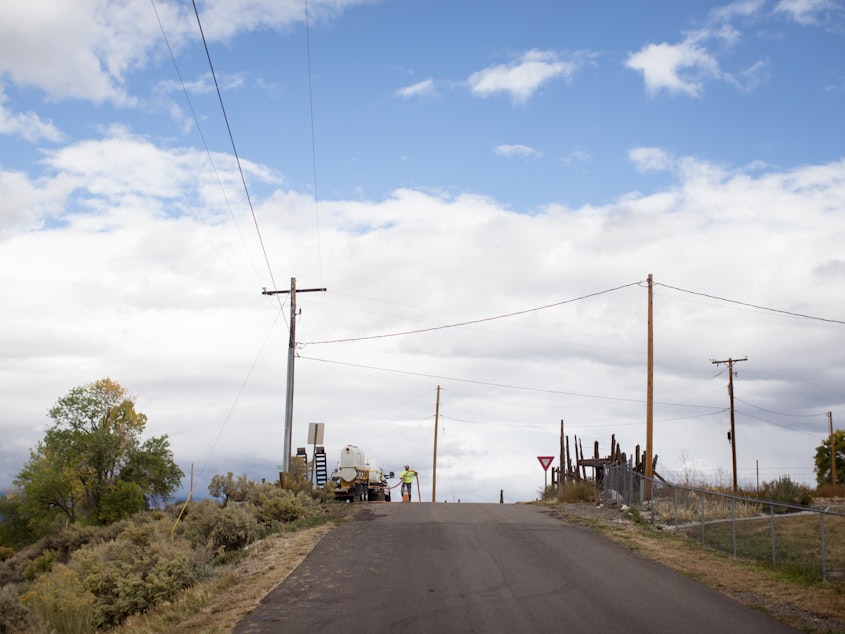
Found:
[262,287,326,295]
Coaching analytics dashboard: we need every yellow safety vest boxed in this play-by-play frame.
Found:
[400,469,416,483]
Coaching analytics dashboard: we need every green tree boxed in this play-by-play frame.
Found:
[13,379,184,533]
[0,492,38,547]
[814,429,845,487]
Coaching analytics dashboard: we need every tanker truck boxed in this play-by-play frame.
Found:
[330,445,393,502]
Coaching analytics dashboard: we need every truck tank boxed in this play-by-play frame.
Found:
[338,445,365,484]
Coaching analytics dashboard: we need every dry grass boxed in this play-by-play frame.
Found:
[687,512,845,580]
[112,523,336,634]
[650,492,763,525]
[550,502,845,633]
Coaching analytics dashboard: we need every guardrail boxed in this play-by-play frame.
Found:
[603,464,845,582]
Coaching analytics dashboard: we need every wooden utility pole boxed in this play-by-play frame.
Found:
[432,385,441,502]
[262,277,326,482]
[559,419,565,489]
[712,356,748,492]
[646,274,654,497]
[829,411,837,485]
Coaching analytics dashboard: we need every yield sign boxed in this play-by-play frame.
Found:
[537,456,554,471]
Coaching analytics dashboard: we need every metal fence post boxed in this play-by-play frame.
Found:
[770,505,776,568]
[700,490,705,546]
[731,497,737,558]
[673,486,678,532]
[820,512,826,582]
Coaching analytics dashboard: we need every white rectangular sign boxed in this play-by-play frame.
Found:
[308,422,325,445]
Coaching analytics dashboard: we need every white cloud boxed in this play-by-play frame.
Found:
[625,1,778,97]
[626,41,721,97]
[0,0,168,104]
[468,50,583,103]
[0,89,65,142]
[0,0,368,104]
[774,0,838,24]
[191,0,373,40]
[494,144,542,159]
[560,149,592,167]
[710,0,766,22]
[2,140,843,500]
[395,78,437,98]
[628,147,674,172]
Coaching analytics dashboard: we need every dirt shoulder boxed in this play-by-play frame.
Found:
[543,502,845,634]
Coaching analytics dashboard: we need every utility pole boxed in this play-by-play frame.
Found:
[432,385,441,503]
[646,274,654,498]
[559,419,564,489]
[829,411,837,485]
[712,356,747,492]
[262,277,326,484]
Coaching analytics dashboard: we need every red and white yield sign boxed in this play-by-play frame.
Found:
[537,456,554,471]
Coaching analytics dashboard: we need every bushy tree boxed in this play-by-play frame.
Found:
[12,379,183,535]
[208,472,254,507]
[814,429,845,487]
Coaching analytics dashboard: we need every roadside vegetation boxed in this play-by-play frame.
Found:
[0,380,348,634]
[0,474,344,633]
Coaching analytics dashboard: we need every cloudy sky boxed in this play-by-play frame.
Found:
[2,0,844,504]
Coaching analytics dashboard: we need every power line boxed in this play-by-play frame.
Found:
[302,281,641,345]
[149,0,269,299]
[304,0,324,288]
[653,282,845,325]
[299,353,643,401]
[735,408,827,439]
[734,397,826,418]
[195,309,285,482]
[298,353,728,414]
[189,0,279,293]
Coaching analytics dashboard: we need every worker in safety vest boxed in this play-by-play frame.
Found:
[398,465,417,502]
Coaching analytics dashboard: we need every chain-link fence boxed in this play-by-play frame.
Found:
[603,464,845,582]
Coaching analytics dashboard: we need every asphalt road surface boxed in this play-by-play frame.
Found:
[234,503,798,633]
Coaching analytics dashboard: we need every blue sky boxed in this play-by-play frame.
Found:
[2,0,844,503]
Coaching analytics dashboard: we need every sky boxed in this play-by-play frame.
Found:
[2,0,844,504]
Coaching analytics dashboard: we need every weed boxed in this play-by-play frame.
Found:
[540,481,598,503]
[21,564,95,634]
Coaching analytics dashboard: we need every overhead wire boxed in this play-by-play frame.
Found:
[195,309,286,484]
[189,0,280,297]
[653,282,845,325]
[150,0,272,300]
[304,0,325,287]
[154,0,306,491]
[298,353,730,413]
[735,407,827,439]
[302,281,641,345]
[734,397,826,418]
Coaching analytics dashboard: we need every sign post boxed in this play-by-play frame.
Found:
[537,455,554,491]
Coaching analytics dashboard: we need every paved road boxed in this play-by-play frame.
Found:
[234,503,797,633]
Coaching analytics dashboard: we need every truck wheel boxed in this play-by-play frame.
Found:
[354,483,364,502]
